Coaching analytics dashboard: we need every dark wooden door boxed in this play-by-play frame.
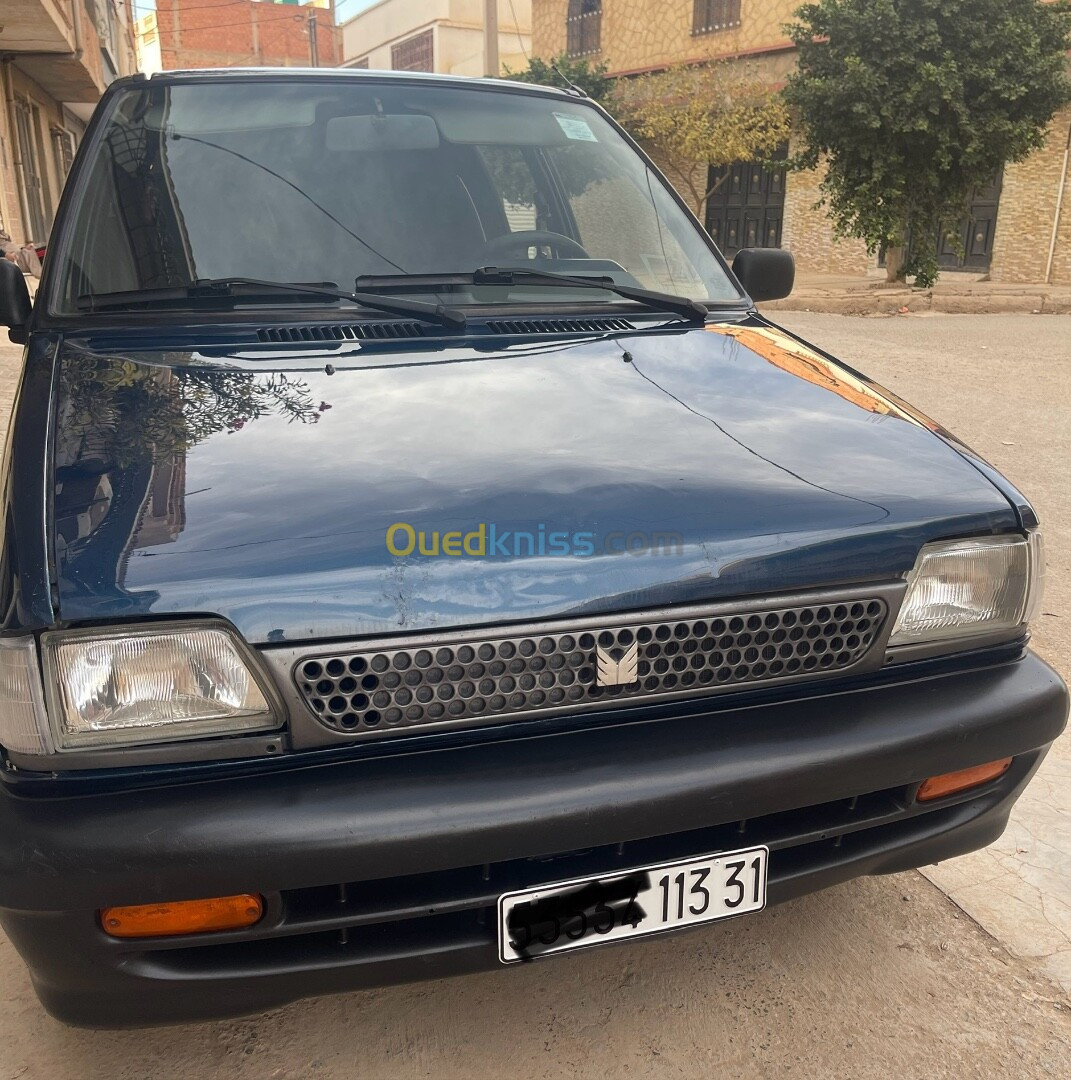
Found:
[882,173,1004,273]
[937,173,1003,271]
[704,146,788,256]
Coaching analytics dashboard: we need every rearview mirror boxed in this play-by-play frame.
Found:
[731,248,795,303]
[325,113,440,153]
[0,259,32,344]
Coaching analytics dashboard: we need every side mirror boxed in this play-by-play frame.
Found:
[0,258,32,344]
[731,248,795,303]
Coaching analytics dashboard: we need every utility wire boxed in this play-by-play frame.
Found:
[143,0,306,11]
[506,0,529,62]
[151,11,313,34]
[144,0,247,10]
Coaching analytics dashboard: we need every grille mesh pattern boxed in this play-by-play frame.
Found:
[294,599,887,736]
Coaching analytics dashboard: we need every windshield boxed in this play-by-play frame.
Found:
[53,78,742,315]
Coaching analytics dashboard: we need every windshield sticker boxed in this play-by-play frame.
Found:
[554,113,598,142]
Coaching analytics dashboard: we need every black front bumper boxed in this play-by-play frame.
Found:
[0,650,1066,1027]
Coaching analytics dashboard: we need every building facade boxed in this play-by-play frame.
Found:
[0,0,139,246]
[134,11,163,77]
[533,0,1071,284]
[341,0,531,77]
[153,0,341,72]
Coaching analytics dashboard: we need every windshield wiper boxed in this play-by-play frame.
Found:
[75,277,467,328]
[469,266,708,323]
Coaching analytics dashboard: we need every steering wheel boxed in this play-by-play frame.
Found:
[477,230,590,262]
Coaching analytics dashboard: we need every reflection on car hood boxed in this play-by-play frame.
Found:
[51,317,1017,644]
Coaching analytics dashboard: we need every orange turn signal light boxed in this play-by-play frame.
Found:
[917,758,1013,803]
[100,894,264,938]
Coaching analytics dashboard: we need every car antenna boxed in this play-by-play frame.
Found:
[552,65,588,98]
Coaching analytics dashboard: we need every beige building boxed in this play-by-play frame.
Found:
[0,1,139,247]
[134,11,163,76]
[533,0,1071,284]
[342,0,531,77]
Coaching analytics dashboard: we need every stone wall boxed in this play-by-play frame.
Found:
[531,0,566,59]
[990,108,1071,285]
[781,140,870,275]
[533,0,799,74]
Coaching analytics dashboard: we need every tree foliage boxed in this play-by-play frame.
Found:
[502,55,614,106]
[783,0,1071,286]
[61,353,326,467]
[611,61,791,219]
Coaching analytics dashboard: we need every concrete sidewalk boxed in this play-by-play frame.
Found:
[761,271,1071,316]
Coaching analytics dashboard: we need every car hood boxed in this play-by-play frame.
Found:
[51,317,1018,644]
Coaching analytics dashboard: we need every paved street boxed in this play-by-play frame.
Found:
[776,313,1071,996]
[0,314,1069,1078]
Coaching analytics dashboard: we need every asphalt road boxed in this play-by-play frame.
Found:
[0,314,1069,1079]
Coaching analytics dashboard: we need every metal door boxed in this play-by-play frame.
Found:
[937,173,1003,271]
[705,146,788,256]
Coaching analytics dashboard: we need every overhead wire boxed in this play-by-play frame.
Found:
[148,5,319,34]
[505,0,529,62]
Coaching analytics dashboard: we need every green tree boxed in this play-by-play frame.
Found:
[611,61,791,221]
[502,55,614,106]
[784,0,1071,287]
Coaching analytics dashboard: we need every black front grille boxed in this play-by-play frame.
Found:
[138,781,958,978]
[484,316,635,335]
[293,597,888,737]
[284,786,905,932]
[257,321,424,342]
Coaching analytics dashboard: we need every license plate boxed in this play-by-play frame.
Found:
[497,845,768,963]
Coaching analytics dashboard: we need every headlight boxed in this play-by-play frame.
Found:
[889,532,1043,647]
[40,623,279,750]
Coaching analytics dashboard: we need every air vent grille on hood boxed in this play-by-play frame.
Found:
[257,322,424,343]
[485,316,635,335]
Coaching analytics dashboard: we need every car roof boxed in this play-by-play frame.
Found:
[138,66,577,101]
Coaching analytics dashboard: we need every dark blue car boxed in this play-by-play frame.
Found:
[0,69,1064,1027]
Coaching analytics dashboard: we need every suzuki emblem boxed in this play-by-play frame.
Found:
[595,641,639,687]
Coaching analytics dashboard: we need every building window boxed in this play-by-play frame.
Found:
[566,0,601,58]
[51,127,76,179]
[86,0,120,81]
[13,98,51,241]
[692,0,742,36]
[391,30,434,73]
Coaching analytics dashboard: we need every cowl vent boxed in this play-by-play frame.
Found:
[257,322,424,343]
[485,316,635,335]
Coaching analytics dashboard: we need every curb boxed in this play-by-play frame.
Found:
[759,290,1071,316]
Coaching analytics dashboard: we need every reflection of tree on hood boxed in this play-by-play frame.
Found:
[61,351,325,467]
[54,352,329,606]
